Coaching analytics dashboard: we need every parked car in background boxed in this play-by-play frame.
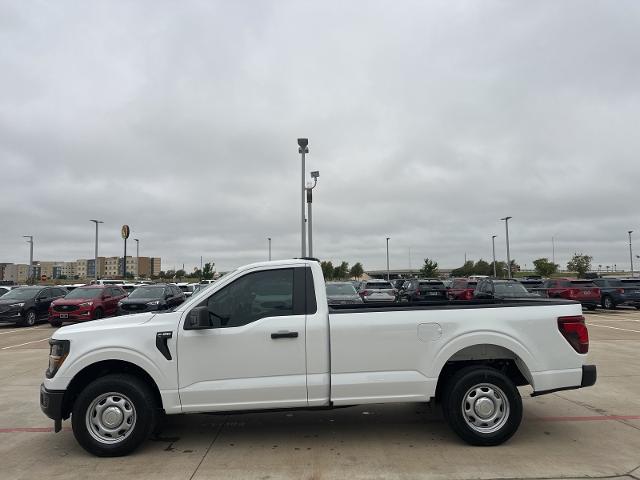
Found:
[400,279,447,302]
[447,278,478,300]
[358,280,397,303]
[49,285,127,327]
[535,279,600,311]
[0,286,13,297]
[350,280,362,291]
[118,284,185,314]
[592,278,640,309]
[176,282,197,298]
[326,282,363,305]
[392,279,408,291]
[475,279,541,300]
[518,278,544,292]
[0,286,67,327]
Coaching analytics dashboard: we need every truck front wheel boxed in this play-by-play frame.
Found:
[72,374,157,457]
[442,366,522,446]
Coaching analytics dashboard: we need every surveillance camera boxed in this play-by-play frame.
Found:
[311,171,319,179]
[297,138,309,148]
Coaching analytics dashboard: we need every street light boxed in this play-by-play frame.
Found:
[386,237,391,281]
[306,171,320,258]
[500,217,513,278]
[629,231,634,277]
[298,138,309,257]
[23,235,33,283]
[491,235,497,277]
[90,220,103,281]
[268,237,272,261]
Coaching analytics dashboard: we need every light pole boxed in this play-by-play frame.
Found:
[386,237,390,281]
[552,235,556,266]
[23,235,33,282]
[298,138,309,257]
[134,238,140,279]
[492,235,497,277]
[501,217,512,278]
[629,231,634,277]
[306,171,320,258]
[268,237,272,261]
[90,220,103,281]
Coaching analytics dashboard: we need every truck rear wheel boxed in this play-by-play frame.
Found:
[72,374,157,457]
[442,366,522,446]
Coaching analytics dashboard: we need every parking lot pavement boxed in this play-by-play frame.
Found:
[1,312,639,480]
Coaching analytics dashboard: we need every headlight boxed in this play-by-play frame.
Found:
[12,303,25,308]
[147,300,160,306]
[78,301,93,307]
[46,339,70,379]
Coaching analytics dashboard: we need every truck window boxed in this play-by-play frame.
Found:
[202,268,295,328]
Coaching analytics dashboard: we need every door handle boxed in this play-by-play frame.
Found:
[271,331,299,339]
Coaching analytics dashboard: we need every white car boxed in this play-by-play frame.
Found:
[41,259,596,456]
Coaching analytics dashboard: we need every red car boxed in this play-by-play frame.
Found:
[447,278,478,300]
[49,285,127,327]
[537,278,601,311]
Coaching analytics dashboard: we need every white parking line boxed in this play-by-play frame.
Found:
[1,338,50,350]
[0,325,49,335]
[587,323,640,334]
[589,317,640,323]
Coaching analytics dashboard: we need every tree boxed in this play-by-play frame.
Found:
[333,261,349,279]
[159,271,166,278]
[419,258,439,277]
[488,261,507,277]
[349,262,364,279]
[202,263,214,280]
[451,261,475,277]
[164,270,175,279]
[320,261,334,280]
[567,253,592,278]
[533,258,558,277]
[175,269,186,278]
[473,259,491,276]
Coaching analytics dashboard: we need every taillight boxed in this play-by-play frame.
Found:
[360,290,370,297]
[617,288,625,294]
[568,288,580,297]
[558,315,589,354]
[593,288,601,296]
[465,290,473,300]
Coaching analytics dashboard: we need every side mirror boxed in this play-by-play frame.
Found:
[184,306,211,330]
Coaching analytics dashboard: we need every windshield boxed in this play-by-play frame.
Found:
[64,288,104,299]
[366,282,392,289]
[128,286,165,299]
[1,288,40,301]
[326,283,357,295]
[494,283,530,296]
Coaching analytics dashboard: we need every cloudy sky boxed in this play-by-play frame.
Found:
[1,1,639,273]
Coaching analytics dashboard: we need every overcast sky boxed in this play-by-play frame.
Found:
[1,1,639,273]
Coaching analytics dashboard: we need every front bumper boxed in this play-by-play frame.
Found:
[531,365,597,396]
[40,384,65,432]
[0,310,23,321]
[49,310,92,322]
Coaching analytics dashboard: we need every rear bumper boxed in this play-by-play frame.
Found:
[531,365,597,396]
[40,384,65,432]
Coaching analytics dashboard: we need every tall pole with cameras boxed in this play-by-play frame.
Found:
[23,235,33,282]
[492,235,497,277]
[306,171,320,258]
[386,237,391,281]
[501,216,513,278]
[629,230,634,277]
[90,220,103,281]
[298,138,309,257]
[268,237,272,261]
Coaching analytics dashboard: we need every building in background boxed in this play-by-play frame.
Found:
[3,264,30,283]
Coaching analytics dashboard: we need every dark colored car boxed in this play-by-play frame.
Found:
[592,278,640,310]
[358,280,397,303]
[326,282,363,305]
[447,278,478,300]
[401,279,447,302]
[475,278,541,300]
[118,284,185,314]
[518,278,544,292]
[0,286,67,327]
[48,285,127,327]
[535,278,600,310]
[0,286,13,297]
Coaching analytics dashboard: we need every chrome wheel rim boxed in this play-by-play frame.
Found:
[461,383,510,434]
[604,297,612,309]
[27,312,36,325]
[85,392,136,444]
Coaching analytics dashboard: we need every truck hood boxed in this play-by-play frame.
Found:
[56,312,157,335]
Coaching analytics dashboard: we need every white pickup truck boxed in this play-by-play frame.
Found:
[41,259,596,456]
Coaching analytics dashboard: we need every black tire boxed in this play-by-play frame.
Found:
[602,296,616,310]
[50,320,62,328]
[72,374,158,457]
[585,304,597,311]
[93,308,104,320]
[442,366,522,446]
[18,309,37,327]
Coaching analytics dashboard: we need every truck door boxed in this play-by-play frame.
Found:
[177,266,308,412]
